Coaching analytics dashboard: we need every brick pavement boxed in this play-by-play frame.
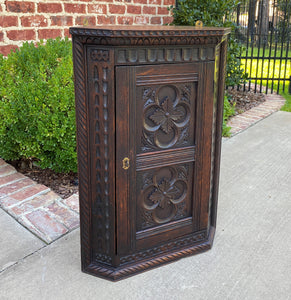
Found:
[0,159,79,244]
[227,93,286,135]
[0,93,287,244]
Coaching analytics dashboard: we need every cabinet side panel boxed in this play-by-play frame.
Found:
[72,37,91,268]
[192,62,215,231]
[211,39,228,228]
[198,62,215,230]
[208,45,220,229]
[86,47,116,264]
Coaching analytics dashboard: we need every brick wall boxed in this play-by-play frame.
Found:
[0,0,175,56]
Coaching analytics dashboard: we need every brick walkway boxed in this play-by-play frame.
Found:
[0,158,79,244]
[0,93,287,244]
[227,93,286,136]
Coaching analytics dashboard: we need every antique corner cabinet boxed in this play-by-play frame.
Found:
[70,25,230,281]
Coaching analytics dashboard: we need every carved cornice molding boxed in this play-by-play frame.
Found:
[70,27,229,38]
[70,27,229,46]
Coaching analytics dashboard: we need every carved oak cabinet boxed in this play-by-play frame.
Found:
[70,25,230,281]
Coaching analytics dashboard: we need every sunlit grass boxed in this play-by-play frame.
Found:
[280,90,291,112]
[240,57,291,112]
[241,58,290,87]
[242,46,291,58]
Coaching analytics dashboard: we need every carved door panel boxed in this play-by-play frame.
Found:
[116,62,214,255]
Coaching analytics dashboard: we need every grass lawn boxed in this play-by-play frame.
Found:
[280,90,291,112]
[242,47,291,59]
[223,46,290,137]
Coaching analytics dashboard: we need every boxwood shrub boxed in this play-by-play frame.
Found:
[0,38,77,173]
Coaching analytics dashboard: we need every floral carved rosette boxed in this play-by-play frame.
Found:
[141,167,187,224]
[142,85,191,150]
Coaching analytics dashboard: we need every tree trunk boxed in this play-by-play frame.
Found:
[259,0,269,45]
[248,0,257,42]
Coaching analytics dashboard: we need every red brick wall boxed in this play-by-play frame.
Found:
[0,0,175,56]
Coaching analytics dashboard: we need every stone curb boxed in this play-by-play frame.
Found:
[0,93,287,243]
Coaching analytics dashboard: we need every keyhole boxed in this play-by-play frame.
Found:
[122,157,130,170]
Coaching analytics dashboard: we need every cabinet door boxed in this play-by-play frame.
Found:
[116,62,214,254]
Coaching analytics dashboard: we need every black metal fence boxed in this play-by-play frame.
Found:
[232,0,291,94]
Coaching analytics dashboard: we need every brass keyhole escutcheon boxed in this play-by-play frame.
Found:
[122,157,130,170]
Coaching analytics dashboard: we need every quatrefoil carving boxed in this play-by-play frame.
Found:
[143,85,190,149]
[90,49,109,61]
[142,167,187,224]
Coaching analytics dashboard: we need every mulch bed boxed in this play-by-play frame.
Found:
[8,88,266,199]
[227,87,266,115]
[9,160,78,199]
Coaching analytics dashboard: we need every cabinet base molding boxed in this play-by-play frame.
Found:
[83,227,214,281]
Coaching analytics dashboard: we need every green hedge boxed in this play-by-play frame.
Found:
[170,0,246,136]
[170,0,247,87]
[223,94,236,137]
[0,38,77,173]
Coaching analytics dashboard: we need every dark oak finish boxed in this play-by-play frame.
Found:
[70,25,230,281]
